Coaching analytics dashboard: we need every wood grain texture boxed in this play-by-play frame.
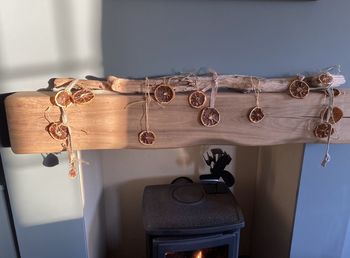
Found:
[5,90,350,154]
[53,73,346,94]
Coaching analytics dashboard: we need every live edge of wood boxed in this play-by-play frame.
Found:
[5,90,350,154]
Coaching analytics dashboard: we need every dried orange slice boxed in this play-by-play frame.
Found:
[289,80,309,99]
[314,122,335,138]
[71,89,95,104]
[324,88,341,97]
[54,90,72,107]
[320,106,343,124]
[47,122,69,141]
[154,85,175,104]
[68,168,78,179]
[200,107,220,127]
[188,91,206,109]
[334,88,341,97]
[138,130,156,145]
[318,73,333,86]
[248,106,265,123]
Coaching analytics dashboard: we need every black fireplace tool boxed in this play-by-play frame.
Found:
[201,148,235,187]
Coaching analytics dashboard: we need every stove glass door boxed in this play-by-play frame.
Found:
[165,244,228,258]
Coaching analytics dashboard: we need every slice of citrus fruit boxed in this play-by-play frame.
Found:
[314,122,335,138]
[320,106,343,124]
[248,106,265,123]
[318,73,333,86]
[47,122,69,141]
[289,80,309,99]
[154,85,175,104]
[68,168,78,179]
[71,89,95,104]
[188,91,206,109]
[138,130,156,145]
[200,107,220,127]
[54,90,72,108]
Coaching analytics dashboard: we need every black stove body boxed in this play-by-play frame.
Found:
[142,182,245,258]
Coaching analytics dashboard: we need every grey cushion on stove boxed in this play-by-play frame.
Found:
[142,183,245,236]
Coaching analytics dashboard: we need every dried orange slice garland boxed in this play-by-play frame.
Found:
[286,71,343,165]
[200,72,220,127]
[313,73,341,138]
[248,77,264,123]
[313,72,343,167]
[46,79,95,179]
[138,77,156,145]
[45,70,345,171]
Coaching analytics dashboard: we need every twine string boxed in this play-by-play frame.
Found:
[250,76,261,107]
[210,70,219,108]
[64,79,83,175]
[323,64,341,75]
[183,73,198,90]
[44,106,53,124]
[321,84,335,167]
[65,79,79,93]
[145,77,151,131]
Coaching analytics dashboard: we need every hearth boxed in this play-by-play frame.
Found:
[143,182,245,258]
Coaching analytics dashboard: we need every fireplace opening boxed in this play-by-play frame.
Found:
[142,181,245,258]
[165,245,228,258]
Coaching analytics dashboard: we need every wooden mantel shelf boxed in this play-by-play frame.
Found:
[5,90,350,154]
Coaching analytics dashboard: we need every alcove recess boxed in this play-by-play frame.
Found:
[4,73,350,154]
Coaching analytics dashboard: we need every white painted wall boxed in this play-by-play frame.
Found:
[80,150,106,258]
[0,0,103,257]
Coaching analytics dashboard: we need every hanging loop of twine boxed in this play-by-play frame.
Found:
[209,70,219,108]
[323,64,341,75]
[321,83,335,167]
[145,77,151,132]
[64,78,79,94]
[250,76,261,107]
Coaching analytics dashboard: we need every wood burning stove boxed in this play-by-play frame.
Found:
[143,182,245,258]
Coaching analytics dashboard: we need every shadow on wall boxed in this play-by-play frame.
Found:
[19,218,87,258]
[0,93,12,148]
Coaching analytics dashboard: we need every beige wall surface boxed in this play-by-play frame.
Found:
[252,144,304,258]
[100,145,259,257]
